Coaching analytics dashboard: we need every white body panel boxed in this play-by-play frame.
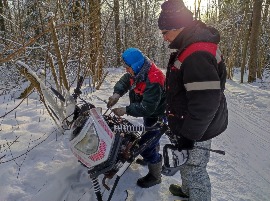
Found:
[70,107,115,168]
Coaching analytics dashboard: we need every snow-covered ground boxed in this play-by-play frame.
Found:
[0,68,270,201]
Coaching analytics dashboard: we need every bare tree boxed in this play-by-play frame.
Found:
[257,0,270,79]
[0,0,5,32]
[248,0,263,83]
[88,0,105,89]
[114,0,121,66]
[240,1,252,83]
[194,0,202,20]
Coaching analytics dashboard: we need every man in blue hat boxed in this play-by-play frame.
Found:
[107,47,166,188]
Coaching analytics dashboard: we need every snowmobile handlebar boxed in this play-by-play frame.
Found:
[194,146,225,155]
[164,143,225,155]
[72,76,84,100]
[49,76,84,103]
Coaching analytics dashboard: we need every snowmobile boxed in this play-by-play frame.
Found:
[16,61,168,201]
[65,78,168,201]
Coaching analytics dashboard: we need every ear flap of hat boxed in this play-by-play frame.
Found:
[131,59,145,75]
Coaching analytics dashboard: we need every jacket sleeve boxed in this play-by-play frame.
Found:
[113,73,132,96]
[126,81,163,117]
[180,51,222,141]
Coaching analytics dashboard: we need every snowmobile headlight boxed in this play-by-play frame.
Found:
[75,123,99,155]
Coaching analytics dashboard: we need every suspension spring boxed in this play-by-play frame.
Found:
[103,115,139,135]
[92,177,101,193]
[113,124,145,132]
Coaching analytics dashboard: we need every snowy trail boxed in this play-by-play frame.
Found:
[209,81,270,201]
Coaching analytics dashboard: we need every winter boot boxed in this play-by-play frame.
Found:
[135,158,148,166]
[136,160,162,188]
[169,184,189,198]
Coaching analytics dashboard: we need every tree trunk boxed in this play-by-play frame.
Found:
[49,17,69,91]
[89,0,104,88]
[123,0,128,50]
[257,0,270,79]
[114,0,121,66]
[248,0,263,83]
[195,0,202,20]
[240,0,252,83]
[0,0,5,32]
[194,0,197,19]
[228,0,250,82]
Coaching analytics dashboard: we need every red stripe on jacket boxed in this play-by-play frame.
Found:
[179,42,218,63]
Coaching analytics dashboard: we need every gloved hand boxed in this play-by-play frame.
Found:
[107,93,120,108]
[112,107,126,116]
[176,135,195,151]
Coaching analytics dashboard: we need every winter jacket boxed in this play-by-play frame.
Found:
[113,62,166,118]
[166,20,228,142]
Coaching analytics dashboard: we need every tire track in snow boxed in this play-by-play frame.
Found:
[224,93,270,180]
[209,82,270,200]
[225,92,270,139]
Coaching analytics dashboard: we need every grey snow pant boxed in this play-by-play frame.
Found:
[180,140,211,201]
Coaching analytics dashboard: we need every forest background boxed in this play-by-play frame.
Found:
[1,0,270,97]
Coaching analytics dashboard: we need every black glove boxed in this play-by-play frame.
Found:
[176,136,195,151]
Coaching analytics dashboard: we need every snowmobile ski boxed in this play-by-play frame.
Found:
[173,197,189,201]
[107,162,131,201]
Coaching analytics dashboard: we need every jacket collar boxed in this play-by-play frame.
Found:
[169,20,221,53]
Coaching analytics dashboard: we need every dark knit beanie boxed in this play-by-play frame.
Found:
[158,0,193,30]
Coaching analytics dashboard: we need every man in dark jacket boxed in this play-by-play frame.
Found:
[158,0,228,200]
[107,47,166,188]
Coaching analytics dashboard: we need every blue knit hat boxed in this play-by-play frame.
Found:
[122,48,145,75]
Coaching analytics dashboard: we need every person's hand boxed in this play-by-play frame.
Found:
[107,93,120,108]
[112,107,126,116]
[176,136,195,151]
